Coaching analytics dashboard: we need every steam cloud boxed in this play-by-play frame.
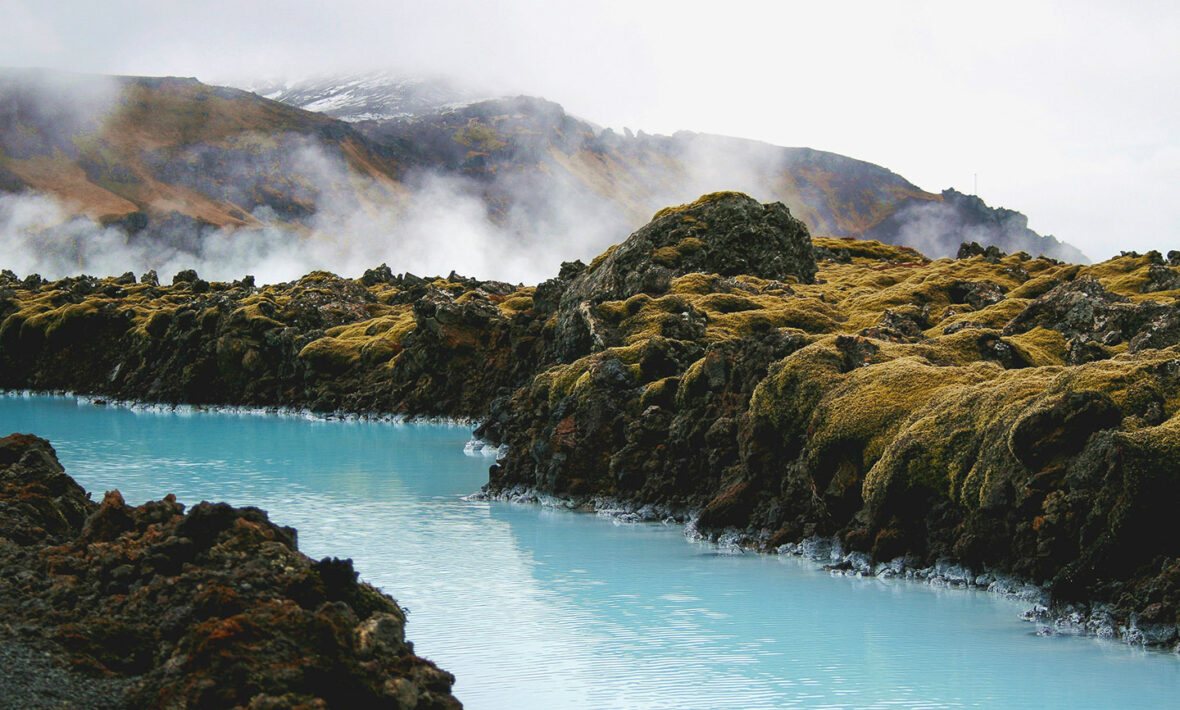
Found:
[0,71,1087,285]
[0,131,799,287]
[0,71,817,287]
[0,143,634,286]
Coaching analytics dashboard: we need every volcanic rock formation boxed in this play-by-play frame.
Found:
[0,433,461,709]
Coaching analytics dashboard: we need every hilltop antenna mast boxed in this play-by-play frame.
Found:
[974,173,978,195]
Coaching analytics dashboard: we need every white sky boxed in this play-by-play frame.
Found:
[1,0,1176,261]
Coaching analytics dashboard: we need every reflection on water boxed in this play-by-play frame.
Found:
[2,394,1176,709]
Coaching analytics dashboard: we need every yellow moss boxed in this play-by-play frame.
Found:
[298,271,340,284]
[730,274,795,295]
[23,301,104,341]
[1047,348,1180,416]
[1008,266,1079,298]
[811,237,928,264]
[587,244,620,273]
[808,356,1001,469]
[698,293,759,313]
[547,361,591,406]
[651,191,746,221]
[863,366,1058,508]
[498,295,535,315]
[592,300,628,324]
[651,246,681,267]
[931,298,1029,335]
[674,356,710,408]
[640,376,679,409]
[297,336,361,372]
[669,273,720,295]
[133,308,177,340]
[748,340,848,434]
[859,345,1180,514]
[1082,254,1156,295]
[705,300,838,339]
[427,279,467,296]
[1006,327,1069,366]
[301,307,417,367]
[544,344,645,406]
[1123,413,1180,471]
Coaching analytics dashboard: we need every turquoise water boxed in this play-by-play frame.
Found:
[1,394,1176,709]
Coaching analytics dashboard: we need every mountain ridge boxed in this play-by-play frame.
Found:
[0,68,1087,284]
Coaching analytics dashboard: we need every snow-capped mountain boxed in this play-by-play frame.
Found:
[242,71,484,122]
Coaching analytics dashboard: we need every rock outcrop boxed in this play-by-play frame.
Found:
[0,266,539,418]
[0,433,461,709]
[552,192,816,361]
[3,193,1180,649]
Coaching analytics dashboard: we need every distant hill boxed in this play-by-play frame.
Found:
[0,69,1087,282]
[0,68,403,228]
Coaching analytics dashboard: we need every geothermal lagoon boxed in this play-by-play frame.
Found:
[2,393,1176,709]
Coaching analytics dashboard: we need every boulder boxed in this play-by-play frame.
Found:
[554,192,815,360]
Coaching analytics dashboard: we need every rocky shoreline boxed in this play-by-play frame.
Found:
[4,190,1180,661]
[0,432,462,709]
[472,480,1180,652]
[0,388,481,428]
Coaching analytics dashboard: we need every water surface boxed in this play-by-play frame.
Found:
[1,394,1176,709]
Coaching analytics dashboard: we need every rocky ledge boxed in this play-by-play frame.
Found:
[3,191,1180,650]
[0,433,461,709]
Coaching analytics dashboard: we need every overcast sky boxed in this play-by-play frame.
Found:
[2,0,1176,261]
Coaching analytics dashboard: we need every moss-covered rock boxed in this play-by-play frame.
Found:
[0,433,461,709]
[5,191,1180,644]
[553,192,816,361]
